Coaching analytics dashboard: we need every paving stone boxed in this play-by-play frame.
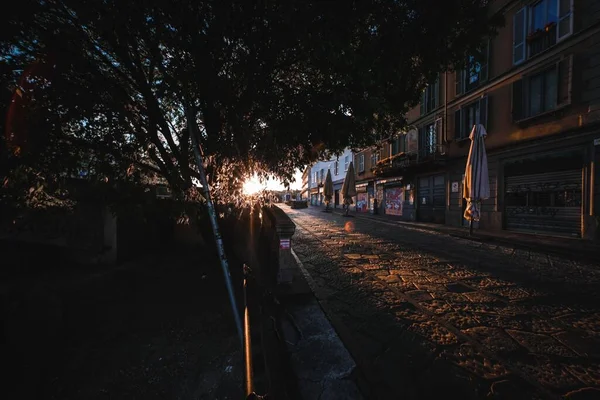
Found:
[445,282,474,293]
[506,330,577,358]
[419,299,455,315]
[344,254,363,260]
[554,332,600,358]
[405,290,433,302]
[441,344,510,380]
[486,286,532,301]
[462,327,521,354]
[563,363,600,387]
[463,291,504,304]
[381,274,401,283]
[408,321,458,346]
[443,312,482,330]
[513,356,581,390]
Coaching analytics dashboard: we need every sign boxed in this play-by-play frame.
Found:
[279,239,290,249]
[356,193,369,212]
[594,138,600,146]
[385,187,404,216]
[451,182,459,193]
[422,197,427,205]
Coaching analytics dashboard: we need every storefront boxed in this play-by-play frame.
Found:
[504,150,584,238]
[379,178,404,216]
[355,182,369,212]
[416,173,446,224]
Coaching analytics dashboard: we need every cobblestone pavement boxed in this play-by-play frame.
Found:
[283,206,600,400]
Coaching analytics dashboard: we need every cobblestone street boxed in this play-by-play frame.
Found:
[284,206,600,399]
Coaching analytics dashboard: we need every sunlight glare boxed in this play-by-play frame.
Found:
[243,177,265,195]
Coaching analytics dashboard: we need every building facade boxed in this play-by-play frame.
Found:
[308,149,354,206]
[354,0,600,239]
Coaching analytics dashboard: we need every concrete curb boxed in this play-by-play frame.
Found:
[273,249,363,400]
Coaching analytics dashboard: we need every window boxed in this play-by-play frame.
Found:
[358,154,365,172]
[420,123,437,156]
[320,169,324,183]
[513,0,572,65]
[344,155,350,171]
[454,96,489,140]
[334,160,339,175]
[391,137,400,155]
[512,58,570,121]
[456,41,490,96]
[370,151,380,168]
[420,77,439,115]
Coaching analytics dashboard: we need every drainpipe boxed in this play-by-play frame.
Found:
[444,72,448,143]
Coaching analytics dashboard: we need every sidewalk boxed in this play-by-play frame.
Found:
[315,204,600,263]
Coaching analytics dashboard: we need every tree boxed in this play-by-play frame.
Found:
[1,0,502,203]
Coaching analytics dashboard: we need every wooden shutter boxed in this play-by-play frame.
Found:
[420,91,426,115]
[454,109,462,140]
[455,70,463,96]
[558,0,573,40]
[512,79,524,121]
[479,96,489,131]
[513,7,526,65]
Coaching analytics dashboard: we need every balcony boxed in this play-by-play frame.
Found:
[418,143,447,162]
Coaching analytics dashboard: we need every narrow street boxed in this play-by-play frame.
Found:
[284,206,600,399]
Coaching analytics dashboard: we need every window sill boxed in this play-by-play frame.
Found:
[514,103,570,126]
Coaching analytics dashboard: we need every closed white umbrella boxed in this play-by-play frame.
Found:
[323,169,334,211]
[341,161,357,216]
[463,124,490,235]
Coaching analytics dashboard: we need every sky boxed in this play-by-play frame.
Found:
[243,169,303,194]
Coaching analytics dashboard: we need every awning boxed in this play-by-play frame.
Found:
[376,177,403,186]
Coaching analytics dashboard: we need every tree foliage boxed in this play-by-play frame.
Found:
[1,0,502,203]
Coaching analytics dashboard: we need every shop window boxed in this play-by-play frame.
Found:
[454,96,488,140]
[513,0,572,65]
[512,57,570,121]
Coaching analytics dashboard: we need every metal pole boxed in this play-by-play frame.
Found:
[243,267,254,397]
[186,105,243,344]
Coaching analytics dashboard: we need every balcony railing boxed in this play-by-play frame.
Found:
[527,23,557,57]
[372,144,447,177]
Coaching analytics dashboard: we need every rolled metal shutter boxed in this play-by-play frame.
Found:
[505,169,581,237]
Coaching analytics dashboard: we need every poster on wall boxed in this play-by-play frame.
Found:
[356,193,368,212]
[385,187,404,216]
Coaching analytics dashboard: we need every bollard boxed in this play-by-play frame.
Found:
[262,205,296,286]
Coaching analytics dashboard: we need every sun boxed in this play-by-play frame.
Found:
[243,177,265,195]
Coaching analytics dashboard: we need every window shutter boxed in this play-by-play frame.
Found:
[512,79,524,121]
[513,7,526,65]
[454,109,462,140]
[455,70,463,96]
[420,91,425,115]
[479,96,489,131]
[557,56,571,105]
[433,78,439,109]
[480,40,490,82]
[558,0,572,40]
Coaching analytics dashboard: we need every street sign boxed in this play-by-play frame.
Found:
[280,239,291,249]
